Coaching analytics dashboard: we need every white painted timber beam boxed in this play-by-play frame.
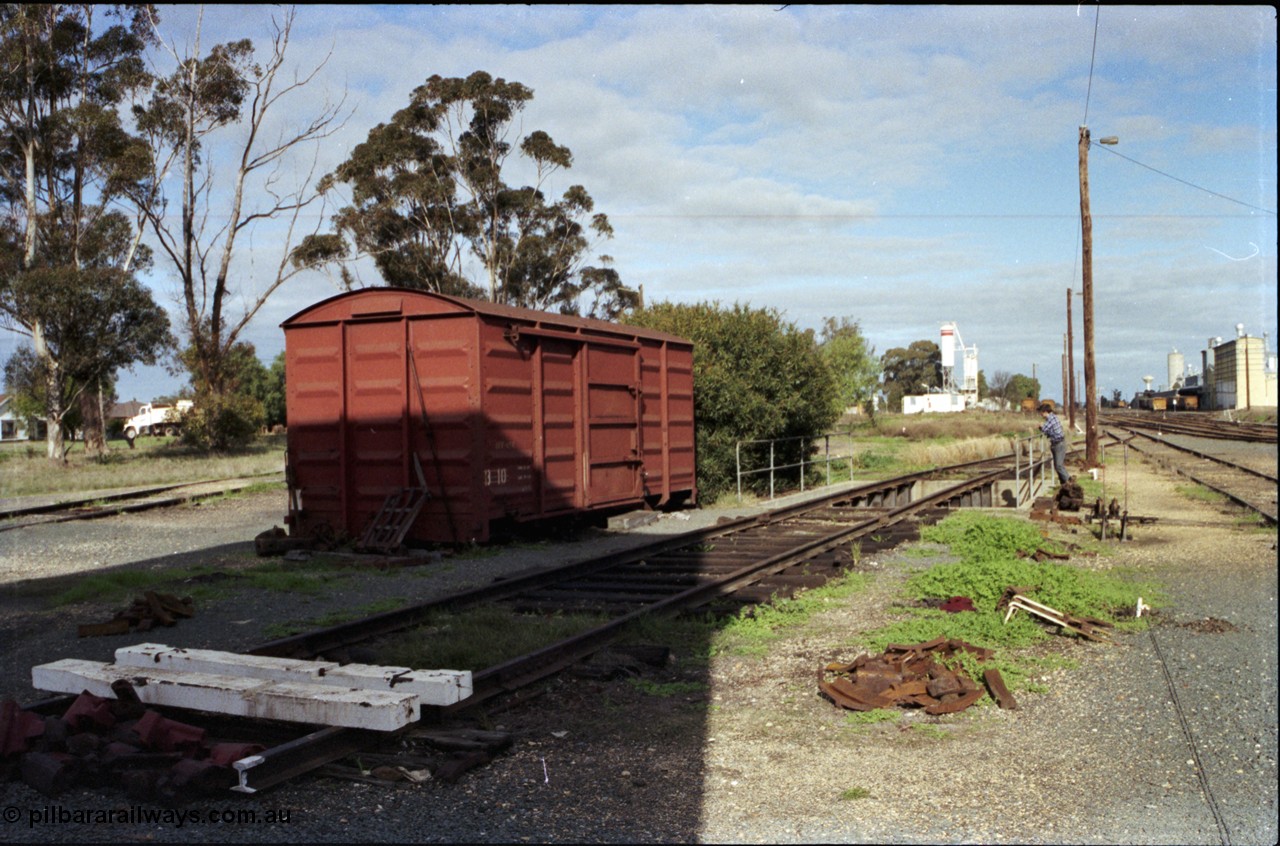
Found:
[113,643,472,706]
[32,659,419,731]
[321,662,473,705]
[115,643,341,683]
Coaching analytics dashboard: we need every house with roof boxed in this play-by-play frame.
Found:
[1,393,33,441]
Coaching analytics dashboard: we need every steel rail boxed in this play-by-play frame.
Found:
[1102,411,1276,443]
[1104,428,1277,525]
[248,463,1004,660]
[456,466,1010,710]
[233,466,1013,792]
[1106,427,1278,484]
[0,471,285,531]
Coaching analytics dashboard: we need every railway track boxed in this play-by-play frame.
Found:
[0,473,285,532]
[1102,410,1277,443]
[231,459,1036,791]
[1102,426,1277,525]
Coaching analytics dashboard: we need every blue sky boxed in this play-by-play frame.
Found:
[4,5,1275,404]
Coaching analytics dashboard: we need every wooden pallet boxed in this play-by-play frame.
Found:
[357,487,429,552]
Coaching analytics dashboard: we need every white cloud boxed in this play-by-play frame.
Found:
[70,4,1274,404]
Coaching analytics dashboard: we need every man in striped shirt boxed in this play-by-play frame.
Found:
[1038,401,1071,485]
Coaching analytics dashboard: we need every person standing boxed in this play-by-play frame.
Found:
[1038,401,1071,485]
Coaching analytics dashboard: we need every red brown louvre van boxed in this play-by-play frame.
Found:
[281,289,696,545]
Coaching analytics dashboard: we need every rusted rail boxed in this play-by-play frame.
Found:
[249,465,1012,664]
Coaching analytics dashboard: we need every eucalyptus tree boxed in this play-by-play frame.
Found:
[304,71,634,318]
[0,3,160,458]
[879,341,943,413]
[818,316,881,419]
[130,6,344,415]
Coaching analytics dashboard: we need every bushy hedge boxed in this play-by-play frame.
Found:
[626,301,840,502]
[180,392,265,452]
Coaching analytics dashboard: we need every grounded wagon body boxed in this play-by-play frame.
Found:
[281,289,696,545]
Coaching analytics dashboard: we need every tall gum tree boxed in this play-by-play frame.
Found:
[0,4,162,459]
[303,70,635,318]
[131,5,345,402]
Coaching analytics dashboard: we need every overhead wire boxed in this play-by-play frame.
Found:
[1091,143,1277,216]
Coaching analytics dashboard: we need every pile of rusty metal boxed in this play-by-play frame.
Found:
[818,636,1017,715]
[1,690,264,802]
[77,591,195,638]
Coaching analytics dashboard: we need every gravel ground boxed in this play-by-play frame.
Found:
[0,446,1276,845]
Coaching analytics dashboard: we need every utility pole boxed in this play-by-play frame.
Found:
[1078,126,1115,468]
[1066,289,1076,430]
[1061,334,1068,420]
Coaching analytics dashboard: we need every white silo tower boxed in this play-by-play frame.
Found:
[939,322,957,392]
[1167,349,1184,389]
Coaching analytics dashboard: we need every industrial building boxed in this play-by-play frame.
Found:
[1134,325,1277,411]
[902,322,978,415]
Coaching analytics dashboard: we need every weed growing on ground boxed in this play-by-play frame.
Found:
[48,568,199,607]
[710,572,872,657]
[910,724,951,740]
[858,512,1163,691]
[842,708,900,728]
[1174,484,1227,504]
[839,786,872,800]
[379,605,611,671]
[261,598,408,639]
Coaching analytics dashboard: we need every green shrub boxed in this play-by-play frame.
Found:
[181,392,264,451]
[625,301,840,501]
[865,512,1161,657]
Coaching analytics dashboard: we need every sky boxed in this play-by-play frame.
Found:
[3,4,1276,405]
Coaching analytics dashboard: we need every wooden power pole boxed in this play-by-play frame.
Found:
[1066,288,1076,430]
[1078,126,1100,468]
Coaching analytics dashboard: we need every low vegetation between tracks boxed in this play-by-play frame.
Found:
[241,510,1160,708]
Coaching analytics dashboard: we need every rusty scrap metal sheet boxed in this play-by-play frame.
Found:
[819,638,995,716]
[983,668,1019,710]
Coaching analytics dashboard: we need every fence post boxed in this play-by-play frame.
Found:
[769,439,775,500]
[736,440,742,502]
[1014,437,1022,506]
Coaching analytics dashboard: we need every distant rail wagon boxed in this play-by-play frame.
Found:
[281,289,696,545]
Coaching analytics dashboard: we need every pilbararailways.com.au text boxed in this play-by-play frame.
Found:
[9,804,292,829]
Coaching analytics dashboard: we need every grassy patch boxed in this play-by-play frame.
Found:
[0,433,285,497]
[1174,484,1228,504]
[858,512,1163,691]
[45,554,356,608]
[48,569,200,607]
[710,572,872,657]
[378,605,612,671]
[910,723,951,740]
[839,786,872,801]
[842,708,900,728]
[260,598,408,639]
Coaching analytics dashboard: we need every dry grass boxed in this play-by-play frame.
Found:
[0,433,286,497]
[857,410,1036,441]
[897,435,1015,467]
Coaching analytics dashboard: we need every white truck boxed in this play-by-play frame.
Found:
[123,400,194,439]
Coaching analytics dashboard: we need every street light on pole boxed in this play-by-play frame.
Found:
[1078,127,1117,468]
